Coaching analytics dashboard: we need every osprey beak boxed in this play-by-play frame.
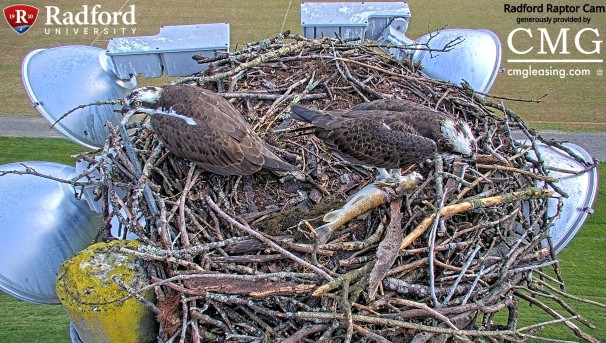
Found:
[120,105,131,116]
[119,105,139,125]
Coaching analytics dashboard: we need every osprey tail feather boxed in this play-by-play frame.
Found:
[262,153,298,172]
[289,105,324,123]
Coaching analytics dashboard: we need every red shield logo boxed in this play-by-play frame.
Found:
[4,4,39,35]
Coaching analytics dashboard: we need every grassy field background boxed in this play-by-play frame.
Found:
[0,0,604,129]
[0,0,604,342]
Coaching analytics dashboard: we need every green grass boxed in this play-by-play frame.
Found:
[0,0,604,129]
[0,293,71,343]
[0,137,83,165]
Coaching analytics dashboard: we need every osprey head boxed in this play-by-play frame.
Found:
[441,118,477,157]
[120,86,163,117]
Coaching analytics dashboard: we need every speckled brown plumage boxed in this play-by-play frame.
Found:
[350,99,448,143]
[290,99,475,169]
[123,85,296,176]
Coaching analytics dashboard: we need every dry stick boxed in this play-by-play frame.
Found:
[429,155,445,307]
[313,262,374,297]
[50,100,121,128]
[352,324,391,343]
[442,245,481,305]
[279,311,518,338]
[451,170,494,205]
[334,56,434,83]
[533,278,606,309]
[253,76,309,131]
[392,299,460,331]
[400,187,554,251]
[519,334,581,343]
[522,286,595,329]
[461,266,485,306]
[177,165,201,248]
[338,58,386,100]
[178,294,189,343]
[334,57,369,102]
[386,257,428,277]
[204,196,334,282]
[341,282,354,343]
[130,233,251,259]
[175,38,325,86]
[189,308,229,333]
[476,164,559,182]
[0,163,94,187]
[111,275,161,315]
[120,247,204,271]
[281,325,327,343]
[220,92,327,101]
[115,123,161,223]
[514,291,600,343]
[238,306,276,337]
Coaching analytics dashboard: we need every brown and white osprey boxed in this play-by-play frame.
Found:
[290,99,476,180]
[120,85,296,176]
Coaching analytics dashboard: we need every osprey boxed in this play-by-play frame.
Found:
[121,85,296,176]
[290,99,476,180]
[291,99,476,243]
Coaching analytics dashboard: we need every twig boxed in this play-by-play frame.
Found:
[205,196,333,282]
[51,99,121,128]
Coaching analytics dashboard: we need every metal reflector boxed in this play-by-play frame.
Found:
[520,141,598,253]
[378,19,501,93]
[0,162,101,304]
[411,29,501,93]
[21,45,137,149]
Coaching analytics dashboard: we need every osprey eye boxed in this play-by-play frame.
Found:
[133,100,142,107]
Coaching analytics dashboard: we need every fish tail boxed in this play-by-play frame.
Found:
[315,224,334,244]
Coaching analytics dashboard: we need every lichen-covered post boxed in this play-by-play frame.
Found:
[56,240,158,343]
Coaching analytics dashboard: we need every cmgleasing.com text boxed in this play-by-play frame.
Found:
[507,65,593,78]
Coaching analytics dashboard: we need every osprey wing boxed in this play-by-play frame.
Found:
[312,118,436,169]
[351,99,448,144]
[351,99,420,112]
[152,85,296,175]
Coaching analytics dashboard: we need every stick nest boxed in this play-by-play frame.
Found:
[77,34,599,342]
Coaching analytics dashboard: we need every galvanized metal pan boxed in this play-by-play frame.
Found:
[0,161,101,304]
[21,45,136,149]
[519,141,598,254]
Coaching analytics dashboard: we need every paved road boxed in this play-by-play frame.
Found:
[1,114,605,161]
[511,130,606,162]
[0,114,63,138]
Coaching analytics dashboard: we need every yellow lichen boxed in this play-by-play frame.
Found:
[56,240,157,343]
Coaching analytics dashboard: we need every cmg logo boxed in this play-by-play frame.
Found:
[3,4,39,35]
[508,28,602,55]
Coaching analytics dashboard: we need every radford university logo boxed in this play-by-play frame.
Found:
[3,4,39,35]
